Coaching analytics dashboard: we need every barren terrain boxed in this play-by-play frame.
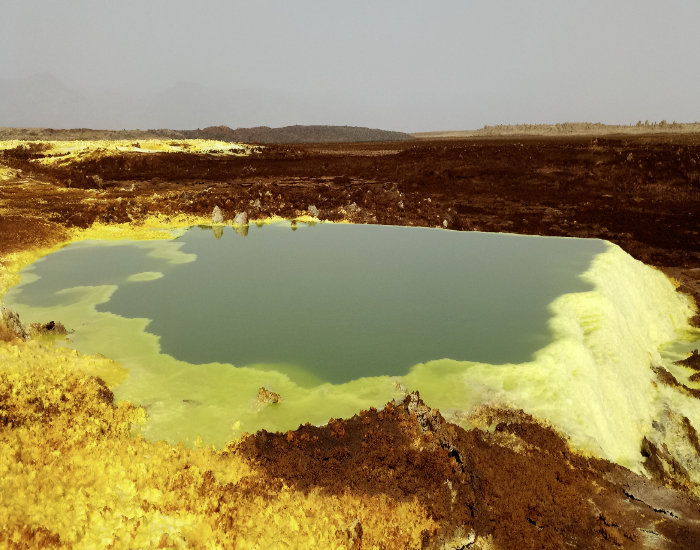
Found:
[414,121,700,139]
[1,132,700,548]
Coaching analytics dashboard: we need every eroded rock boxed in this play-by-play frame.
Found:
[212,205,224,224]
[0,304,29,341]
[233,211,248,226]
[404,391,442,433]
[256,387,282,405]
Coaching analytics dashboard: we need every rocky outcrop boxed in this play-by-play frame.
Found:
[28,321,68,338]
[0,304,29,341]
[233,212,248,226]
[0,306,68,342]
[256,387,282,405]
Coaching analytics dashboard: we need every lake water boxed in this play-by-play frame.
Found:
[5,222,610,447]
[10,223,604,382]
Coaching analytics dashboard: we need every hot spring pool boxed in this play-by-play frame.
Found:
[5,222,699,470]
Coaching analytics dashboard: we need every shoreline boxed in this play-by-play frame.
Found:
[3,223,697,462]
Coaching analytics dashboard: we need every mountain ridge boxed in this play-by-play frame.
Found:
[0,124,415,143]
[0,74,387,132]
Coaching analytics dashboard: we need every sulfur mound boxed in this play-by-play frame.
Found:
[211,205,223,224]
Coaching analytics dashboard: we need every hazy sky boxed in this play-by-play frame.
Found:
[2,0,699,131]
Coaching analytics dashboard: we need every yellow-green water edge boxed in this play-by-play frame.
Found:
[4,222,699,476]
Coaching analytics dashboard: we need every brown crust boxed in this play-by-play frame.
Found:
[652,366,700,399]
[239,393,700,548]
[2,135,700,272]
[676,349,700,371]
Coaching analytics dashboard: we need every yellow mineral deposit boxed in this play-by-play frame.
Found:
[0,139,257,168]
[405,244,700,477]
[0,217,440,549]
[0,349,436,548]
[2,209,700,547]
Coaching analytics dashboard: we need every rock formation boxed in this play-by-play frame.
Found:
[256,387,282,405]
[28,320,68,338]
[233,211,248,226]
[0,304,29,341]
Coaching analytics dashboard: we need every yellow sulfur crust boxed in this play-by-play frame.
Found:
[0,139,257,167]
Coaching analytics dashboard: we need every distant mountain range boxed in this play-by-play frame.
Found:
[0,73,404,133]
[181,125,413,143]
[0,124,415,143]
[0,74,95,128]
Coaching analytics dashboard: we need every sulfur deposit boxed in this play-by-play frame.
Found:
[0,345,439,548]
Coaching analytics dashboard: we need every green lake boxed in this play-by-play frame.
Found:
[10,223,604,382]
[5,222,610,447]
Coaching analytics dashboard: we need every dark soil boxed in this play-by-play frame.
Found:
[240,393,700,549]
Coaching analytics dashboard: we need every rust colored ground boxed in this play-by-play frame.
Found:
[1,134,700,548]
[240,394,700,549]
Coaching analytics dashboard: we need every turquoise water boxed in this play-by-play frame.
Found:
[11,223,604,384]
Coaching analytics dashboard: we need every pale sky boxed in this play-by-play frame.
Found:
[1,0,699,131]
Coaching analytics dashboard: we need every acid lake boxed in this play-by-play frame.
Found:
[3,223,627,448]
[10,223,604,378]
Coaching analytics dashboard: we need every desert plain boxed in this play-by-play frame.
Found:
[1,124,700,549]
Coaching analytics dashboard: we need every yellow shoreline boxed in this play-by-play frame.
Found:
[0,216,438,548]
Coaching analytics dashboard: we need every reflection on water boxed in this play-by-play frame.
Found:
[10,223,605,384]
[210,219,322,239]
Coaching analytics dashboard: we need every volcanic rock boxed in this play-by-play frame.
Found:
[256,387,282,405]
[233,212,248,226]
[28,320,68,338]
[0,304,29,341]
